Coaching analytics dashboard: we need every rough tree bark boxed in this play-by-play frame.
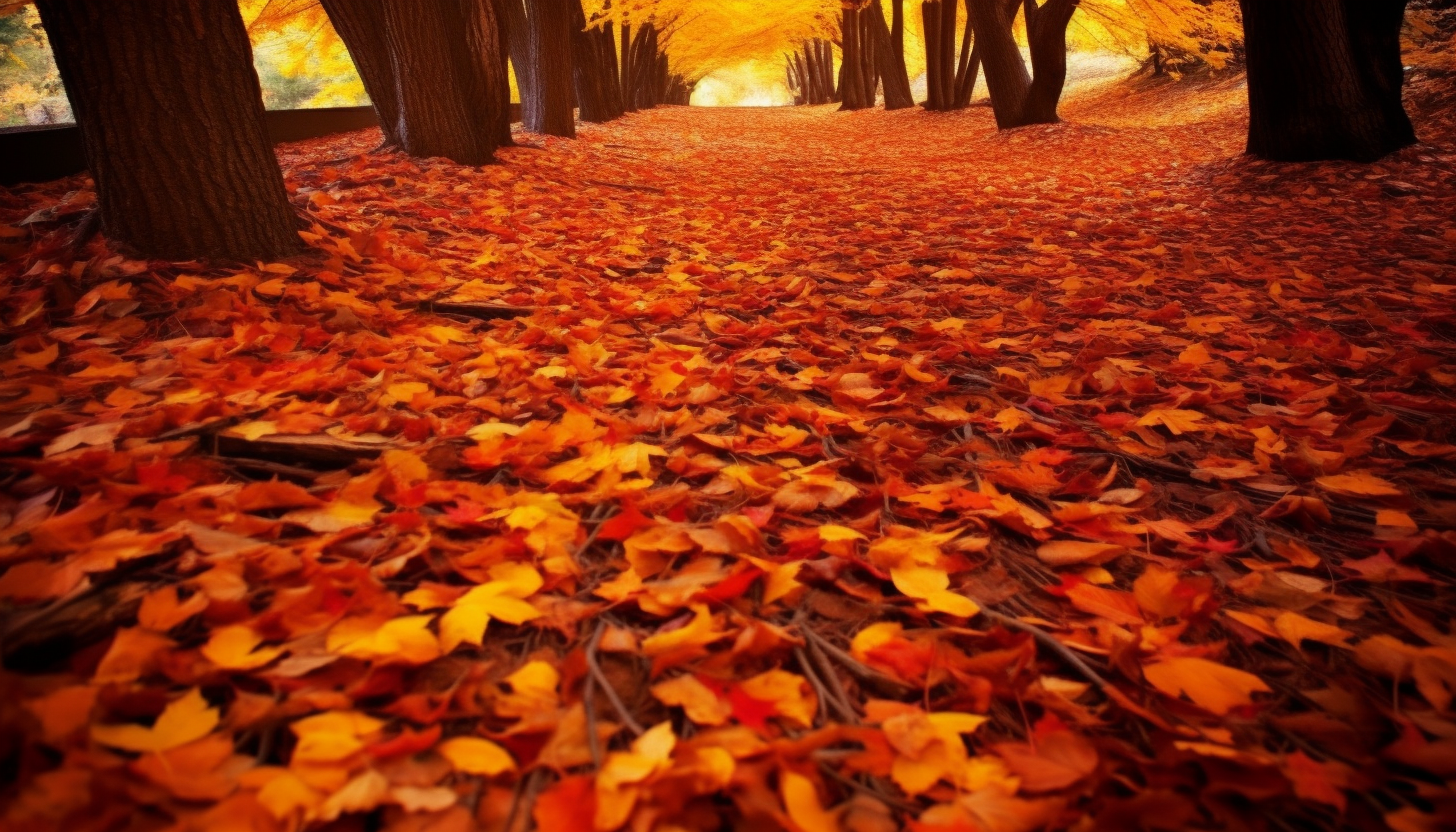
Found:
[1021,0,1079,123]
[620,22,636,112]
[938,0,958,105]
[923,1,944,109]
[500,0,534,113]
[952,0,980,108]
[381,0,505,163]
[525,0,575,136]
[869,2,914,109]
[969,0,1049,127]
[840,7,869,110]
[320,0,401,147]
[1239,0,1415,161]
[472,0,515,148]
[34,0,299,261]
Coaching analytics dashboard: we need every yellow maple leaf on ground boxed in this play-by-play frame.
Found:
[1143,657,1271,715]
[91,688,219,752]
[1136,408,1208,435]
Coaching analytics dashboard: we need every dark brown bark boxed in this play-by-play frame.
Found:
[938,0,958,105]
[525,0,575,136]
[869,3,914,109]
[500,0,533,110]
[840,8,869,110]
[1021,0,1078,123]
[952,0,978,107]
[471,0,515,148]
[891,0,908,83]
[382,0,503,164]
[923,1,943,109]
[571,0,609,122]
[967,0,1031,127]
[859,5,879,105]
[1240,0,1415,161]
[320,0,401,147]
[34,0,299,261]
[620,22,635,112]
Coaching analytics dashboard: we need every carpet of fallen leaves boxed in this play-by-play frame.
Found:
[2,70,1456,832]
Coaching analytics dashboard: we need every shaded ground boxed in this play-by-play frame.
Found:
[2,71,1455,832]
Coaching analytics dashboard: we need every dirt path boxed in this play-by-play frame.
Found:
[2,75,1455,831]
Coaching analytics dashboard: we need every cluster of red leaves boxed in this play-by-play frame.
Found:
[2,75,1456,832]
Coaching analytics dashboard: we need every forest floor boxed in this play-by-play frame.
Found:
[2,66,1456,832]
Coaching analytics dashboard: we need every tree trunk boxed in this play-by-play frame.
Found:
[320,0,401,147]
[1239,0,1415,161]
[952,0,978,108]
[34,0,299,261]
[891,0,909,85]
[967,0,1031,127]
[869,2,914,109]
[924,1,943,109]
[620,22,635,112]
[500,0,533,113]
[524,0,575,136]
[938,0,958,106]
[599,23,624,117]
[381,0,503,164]
[840,8,868,110]
[471,0,514,148]
[1021,0,1077,124]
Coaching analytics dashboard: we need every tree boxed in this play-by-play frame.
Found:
[868,1,914,109]
[379,0,510,164]
[968,0,1077,127]
[33,0,299,261]
[1238,0,1415,162]
[525,0,576,136]
[318,0,400,147]
[500,0,535,111]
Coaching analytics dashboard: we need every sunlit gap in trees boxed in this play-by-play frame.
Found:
[690,59,792,107]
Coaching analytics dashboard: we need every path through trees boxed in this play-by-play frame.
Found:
[3,71,1456,830]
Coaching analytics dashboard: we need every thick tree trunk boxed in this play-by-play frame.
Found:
[967,0,1031,127]
[471,0,515,148]
[525,0,575,136]
[859,6,879,105]
[840,8,868,110]
[1239,0,1415,161]
[891,0,909,85]
[1021,0,1078,124]
[320,0,401,147]
[381,0,502,164]
[500,0,533,113]
[869,3,914,109]
[599,23,625,117]
[35,0,299,261]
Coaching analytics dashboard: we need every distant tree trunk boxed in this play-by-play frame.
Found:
[869,3,914,109]
[524,0,575,136]
[1021,0,1078,123]
[620,22,635,112]
[952,0,980,107]
[571,0,607,121]
[34,0,299,261]
[501,0,533,111]
[599,22,625,116]
[938,0,958,104]
[968,0,1031,127]
[320,0,401,147]
[1239,0,1415,161]
[840,7,869,110]
[923,1,944,109]
[891,0,909,85]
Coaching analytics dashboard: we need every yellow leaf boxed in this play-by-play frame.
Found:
[1143,657,1270,715]
[651,675,732,726]
[438,736,516,776]
[781,772,839,832]
[91,688,219,752]
[326,615,440,665]
[739,669,817,728]
[1273,611,1353,649]
[891,566,980,618]
[201,625,284,670]
[1136,409,1208,435]
[1315,472,1402,498]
